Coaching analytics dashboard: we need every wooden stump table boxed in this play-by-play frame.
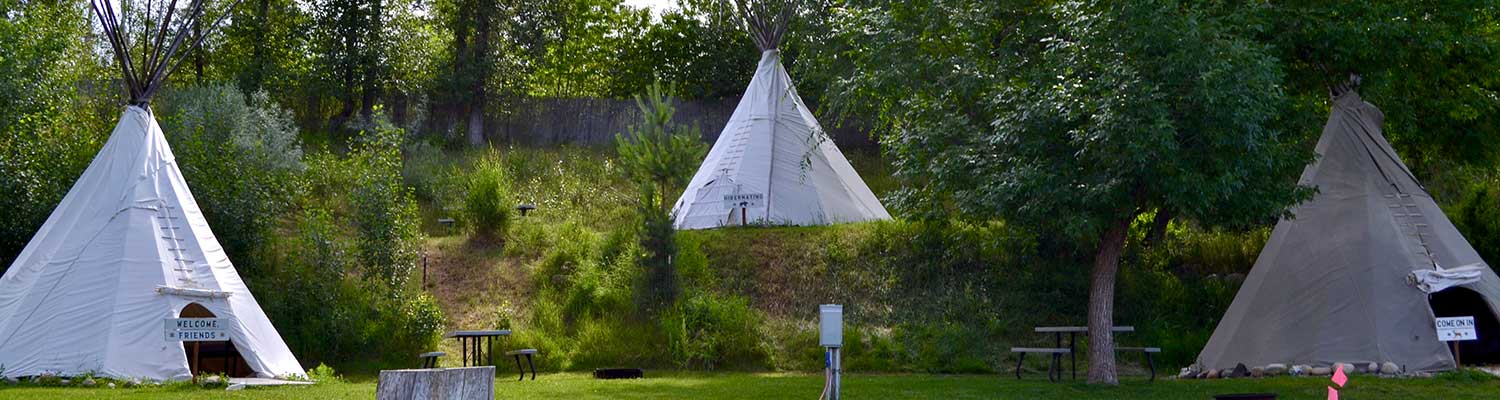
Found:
[376,366,494,400]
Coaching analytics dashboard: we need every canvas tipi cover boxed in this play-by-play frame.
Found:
[1196,90,1500,372]
[0,107,305,380]
[672,50,890,229]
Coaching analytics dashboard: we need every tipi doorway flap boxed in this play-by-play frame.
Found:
[1429,287,1500,365]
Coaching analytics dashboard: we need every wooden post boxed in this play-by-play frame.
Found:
[1454,341,1461,366]
[192,341,201,384]
[741,207,747,225]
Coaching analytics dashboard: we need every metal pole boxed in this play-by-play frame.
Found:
[831,347,841,400]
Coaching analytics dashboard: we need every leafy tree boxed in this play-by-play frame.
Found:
[156,85,305,278]
[617,81,707,312]
[831,0,1312,383]
[217,0,311,98]
[1259,1,1500,196]
[528,0,650,98]
[0,1,113,268]
[434,0,562,145]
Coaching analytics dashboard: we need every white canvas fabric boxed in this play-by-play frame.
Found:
[1197,91,1500,372]
[0,106,304,380]
[673,50,890,229]
[1409,264,1487,294]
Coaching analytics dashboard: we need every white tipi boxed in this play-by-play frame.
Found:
[671,0,890,229]
[0,0,304,380]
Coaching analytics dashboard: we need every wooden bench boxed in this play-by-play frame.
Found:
[506,349,538,381]
[1116,347,1161,381]
[418,352,445,369]
[1010,347,1070,382]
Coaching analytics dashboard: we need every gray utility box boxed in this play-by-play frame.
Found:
[820,304,843,347]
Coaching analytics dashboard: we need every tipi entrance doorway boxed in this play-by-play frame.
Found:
[1429,288,1500,365]
[179,303,253,377]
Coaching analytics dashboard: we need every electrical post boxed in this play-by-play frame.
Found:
[820,304,842,400]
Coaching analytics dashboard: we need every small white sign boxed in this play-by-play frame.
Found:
[723,193,764,209]
[164,318,228,342]
[1436,316,1477,342]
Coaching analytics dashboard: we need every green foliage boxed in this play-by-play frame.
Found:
[663,294,769,370]
[157,85,305,277]
[0,1,114,268]
[349,116,425,288]
[1448,176,1500,270]
[257,204,442,373]
[1262,1,1500,182]
[616,81,708,312]
[616,80,708,213]
[464,151,514,238]
[306,363,343,383]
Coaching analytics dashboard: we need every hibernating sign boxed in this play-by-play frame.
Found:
[723,193,764,209]
[1435,316,1477,342]
[164,318,228,342]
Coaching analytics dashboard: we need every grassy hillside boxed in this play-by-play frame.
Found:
[404,146,1268,374]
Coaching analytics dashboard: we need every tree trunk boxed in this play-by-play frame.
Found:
[467,107,486,146]
[360,0,383,120]
[1143,208,1173,247]
[1086,217,1132,385]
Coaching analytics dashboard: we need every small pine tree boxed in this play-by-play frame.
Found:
[616,81,707,312]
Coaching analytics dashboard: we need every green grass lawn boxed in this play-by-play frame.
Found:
[1,371,1497,399]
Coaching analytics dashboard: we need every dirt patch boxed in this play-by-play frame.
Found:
[422,235,534,332]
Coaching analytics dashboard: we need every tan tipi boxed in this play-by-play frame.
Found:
[1197,85,1500,372]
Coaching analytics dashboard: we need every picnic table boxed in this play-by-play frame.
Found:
[1033,326,1133,381]
[444,330,511,367]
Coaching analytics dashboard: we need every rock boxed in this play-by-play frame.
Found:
[1178,368,1196,379]
[1232,364,1250,378]
[1266,363,1288,376]
[1380,362,1400,375]
[1221,369,1235,378]
[107,383,116,389]
[1251,367,1265,378]
[1310,366,1332,376]
[1365,363,1378,374]
[1196,371,1210,379]
[82,378,96,387]
[201,375,223,387]
[1206,369,1220,379]
[2,377,17,385]
[1225,273,1247,284]
[59,379,70,385]
[1335,363,1356,374]
[1291,365,1310,376]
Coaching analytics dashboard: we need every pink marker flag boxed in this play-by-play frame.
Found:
[1332,364,1348,387]
[1327,386,1339,400]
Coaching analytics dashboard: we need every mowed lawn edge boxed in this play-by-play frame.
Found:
[0,372,1496,399]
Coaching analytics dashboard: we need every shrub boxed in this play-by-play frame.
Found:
[349,116,424,288]
[662,293,769,370]
[156,85,305,279]
[465,151,513,239]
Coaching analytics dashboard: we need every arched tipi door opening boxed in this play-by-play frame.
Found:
[179,303,253,378]
[1429,288,1500,365]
